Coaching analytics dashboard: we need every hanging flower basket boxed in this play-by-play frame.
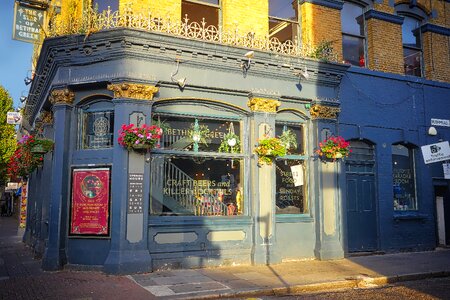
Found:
[218,123,240,153]
[118,124,162,152]
[30,138,54,154]
[7,135,47,179]
[279,128,297,154]
[254,136,287,166]
[315,136,351,162]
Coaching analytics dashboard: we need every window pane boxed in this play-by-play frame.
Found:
[82,111,114,149]
[275,123,303,154]
[151,156,244,216]
[182,0,219,26]
[269,0,297,20]
[155,115,241,153]
[404,48,421,76]
[343,34,365,66]
[269,18,298,43]
[276,159,306,214]
[402,16,420,47]
[341,2,364,36]
[392,144,417,211]
[93,0,118,12]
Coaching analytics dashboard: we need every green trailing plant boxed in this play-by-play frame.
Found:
[218,132,240,153]
[308,40,336,62]
[0,86,18,184]
[189,121,210,147]
[254,136,287,166]
[279,129,297,154]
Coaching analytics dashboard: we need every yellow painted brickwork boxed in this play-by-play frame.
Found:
[366,18,404,74]
[422,32,450,82]
[373,0,395,14]
[58,0,83,25]
[300,2,343,61]
[222,0,268,37]
[119,0,181,21]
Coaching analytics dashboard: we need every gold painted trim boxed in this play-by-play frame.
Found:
[49,88,75,105]
[310,104,340,120]
[248,97,281,113]
[277,108,310,120]
[40,111,53,125]
[107,82,159,100]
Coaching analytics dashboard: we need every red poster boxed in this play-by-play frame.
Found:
[70,168,110,236]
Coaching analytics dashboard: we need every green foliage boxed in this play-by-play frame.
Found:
[279,129,297,154]
[218,132,241,153]
[254,136,287,166]
[307,40,337,62]
[0,86,17,184]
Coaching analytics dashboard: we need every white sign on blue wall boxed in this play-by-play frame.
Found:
[421,141,450,164]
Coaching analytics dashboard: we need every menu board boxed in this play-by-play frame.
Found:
[70,168,110,236]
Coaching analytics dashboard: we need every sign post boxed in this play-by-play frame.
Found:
[421,141,450,164]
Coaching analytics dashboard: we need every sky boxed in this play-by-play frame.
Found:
[0,0,34,110]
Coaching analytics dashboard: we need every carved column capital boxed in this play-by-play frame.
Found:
[49,88,75,105]
[107,82,159,100]
[310,104,340,120]
[247,97,281,113]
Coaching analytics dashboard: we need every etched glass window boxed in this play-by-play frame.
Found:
[269,0,299,43]
[392,144,418,211]
[341,2,366,67]
[81,111,114,149]
[275,123,307,214]
[151,113,244,216]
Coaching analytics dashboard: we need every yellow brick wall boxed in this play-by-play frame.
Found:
[222,0,268,38]
[422,32,450,82]
[119,0,181,21]
[366,18,404,74]
[300,2,343,61]
[373,1,395,14]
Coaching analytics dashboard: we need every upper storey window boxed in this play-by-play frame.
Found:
[92,0,119,12]
[269,0,299,43]
[401,15,422,77]
[182,0,220,27]
[341,2,366,67]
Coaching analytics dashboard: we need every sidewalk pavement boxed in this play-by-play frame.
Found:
[1,214,450,300]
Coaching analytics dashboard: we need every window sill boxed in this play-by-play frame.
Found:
[393,212,428,222]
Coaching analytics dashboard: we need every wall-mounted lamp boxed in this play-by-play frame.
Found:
[241,51,254,73]
[428,126,438,136]
[171,60,187,89]
[20,96,27,103]
[294,66,310,80]
[24,77,33,85]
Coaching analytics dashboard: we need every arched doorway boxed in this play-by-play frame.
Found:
[345,140,378,252]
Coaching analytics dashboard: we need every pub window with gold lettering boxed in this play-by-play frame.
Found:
[150,113,244,216]
[78,100,114,150]
[275,122,307,214]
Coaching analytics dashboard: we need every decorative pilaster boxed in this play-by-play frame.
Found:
[107,82,159,100]
[310,104,340,120]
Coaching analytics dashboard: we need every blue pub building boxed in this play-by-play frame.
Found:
[20,0,450,273]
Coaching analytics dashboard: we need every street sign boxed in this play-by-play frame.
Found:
[431,118,450,127]
[6,182,20,190]
[421,141,450,164]
[12,2,45,43]
[6,112,22,125]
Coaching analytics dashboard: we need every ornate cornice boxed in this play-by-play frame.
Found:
[310,104,340,120]
[40,111,53,125]
[107,82,159,100]
[248,97,281,113]
[364,10,404,25]
[49,88,75,105]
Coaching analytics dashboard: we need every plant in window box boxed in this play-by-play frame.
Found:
[315,136,351,162]
[118,124,162,151]
[254,135,287,166]
[279,128,297,154]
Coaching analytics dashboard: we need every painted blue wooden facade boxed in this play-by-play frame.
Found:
[21,27,450,273]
